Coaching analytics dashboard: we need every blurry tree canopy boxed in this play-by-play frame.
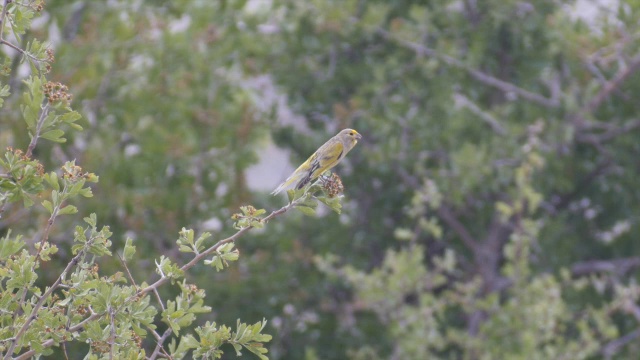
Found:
[1,0,640,359]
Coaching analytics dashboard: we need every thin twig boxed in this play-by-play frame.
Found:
[0,0,11,40]
[0,39,42,63]
[137,199,299,296]
[25,102,50,158]
[116,252,138,288]
[109,307,116,360]
[152,288,165,312]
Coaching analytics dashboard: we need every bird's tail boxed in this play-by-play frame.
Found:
[271,171,305,195]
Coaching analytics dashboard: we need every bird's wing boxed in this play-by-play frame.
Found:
[310,141,343,180]
[271,152,318,195]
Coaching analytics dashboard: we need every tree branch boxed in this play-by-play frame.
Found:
[571,257,640,277]
[585,52,640,113]
[377,28,560,108]
[4,242,85,359]
[148,328,173,360]
[453,93,507,135]
[25,102,51,159]
[601,328,640,360]
[576,119,640,145]
[436,204,479,251]
[14,196,305,358]
[137,199,297,296]
[0,0,11,40]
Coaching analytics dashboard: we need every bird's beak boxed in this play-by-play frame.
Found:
[355,133,362,140]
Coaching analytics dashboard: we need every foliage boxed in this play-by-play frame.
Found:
[2,0,640,359]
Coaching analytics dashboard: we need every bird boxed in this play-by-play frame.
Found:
[272,128,362,195]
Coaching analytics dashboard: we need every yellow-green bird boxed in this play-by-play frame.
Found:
[272,128,362,195]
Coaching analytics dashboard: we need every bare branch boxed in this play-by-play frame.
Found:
[571,257,640,277]
[437,204,479,251]
[148,328,173,360]
[585,52,640,113]
[377,28,560,108]
[25,102,51,159]
[0,39,43,63]
[454,93,507,135]
[602,328,640,360]
[576,119,640,145]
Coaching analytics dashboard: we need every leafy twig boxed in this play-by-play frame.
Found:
[4,242,85,359]
[25,102,50,158]
[137,198,301,296]
[0,0,11,40]
[23,197,305,357]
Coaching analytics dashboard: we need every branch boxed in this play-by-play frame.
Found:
[0,0,11,40]
[548,158,613,213]
[137,199,298,296]
[12,196,306,358]
[576,119,640,145]
[148,328,172,360]
[601,328,640,359]
[377,28,560,108]
[0,39,43,64]
[436,204,479,251]
[571,257,640,277]
[4,244,84,359]
[453,93,507,135]
[14,340,54,360]
[585,52,640,113]
[21,310,105,360]
[25,102,51,158]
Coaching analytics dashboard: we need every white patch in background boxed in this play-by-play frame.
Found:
[169,14,191,34]
[245,142,293,191]
[201,217,223,232]
[565,0,621,33]
[124,143,141,157]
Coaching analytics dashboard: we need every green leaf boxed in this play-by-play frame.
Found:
[0,231,25,259]
[58,204,78,215]
[286,189,295,202]
[0,84,10,108]
[44,171,60,192]
[316,195,342,214]
[295,205,316,216]
[42,199,53,214]
[123,237,136,261]
[59,110,82,124]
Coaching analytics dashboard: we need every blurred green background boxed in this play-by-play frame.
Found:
[2,0,640,358]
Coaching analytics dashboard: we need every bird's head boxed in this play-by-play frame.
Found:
[340,128,362,142]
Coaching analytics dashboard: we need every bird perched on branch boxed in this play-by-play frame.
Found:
[272,128,362,195]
